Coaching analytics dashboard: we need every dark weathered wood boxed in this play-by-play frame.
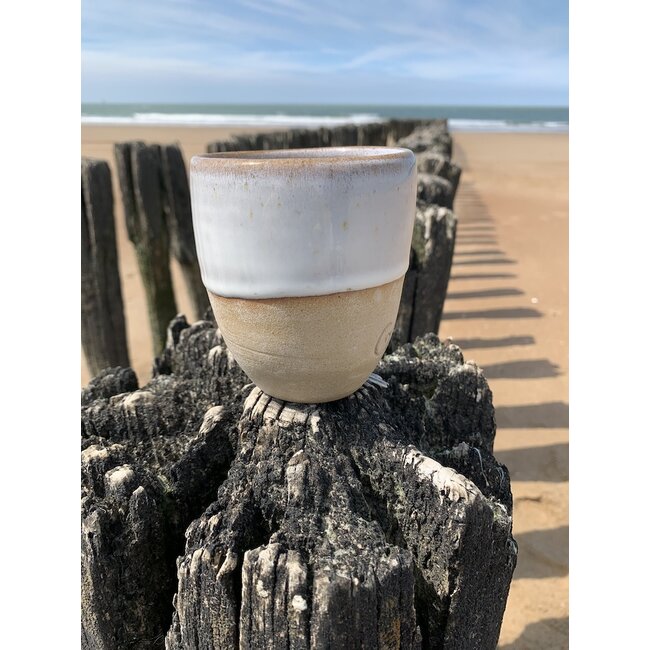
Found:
[114,142,178,355]
[81,366,138,406]
[81,315,515,650]
[395,202,458,345]
[397,124,453,158]
[417,173,455,209]
[391,120,461,341]
[205,121,428,154]
[410,203,458,337]
[357,122,388,145]
[82,318,248,650]
[417,153,462,202]
[160,144,210,319]
[393,248,418,345]
[81,158,130,376]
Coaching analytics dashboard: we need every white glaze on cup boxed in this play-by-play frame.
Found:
[190,147,417,299]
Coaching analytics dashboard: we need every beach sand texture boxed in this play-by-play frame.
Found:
[81,126,568,649]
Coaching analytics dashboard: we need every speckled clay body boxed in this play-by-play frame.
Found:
[190,147,417,403]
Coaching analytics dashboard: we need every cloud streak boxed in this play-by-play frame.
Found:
[82,0,568,104]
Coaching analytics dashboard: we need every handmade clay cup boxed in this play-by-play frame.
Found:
[190,146,416,403]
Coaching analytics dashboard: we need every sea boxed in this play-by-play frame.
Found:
[81,104,568,133]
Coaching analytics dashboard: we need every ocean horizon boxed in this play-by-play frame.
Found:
[81,103,568,133]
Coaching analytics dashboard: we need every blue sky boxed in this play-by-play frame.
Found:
[81,0,568,105]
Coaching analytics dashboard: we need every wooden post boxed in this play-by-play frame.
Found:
[393,120,461,340]
[357,122,387,145]
[417,173,455,209]
[417,153,462,202]
[392,248,418,344]
[81,317,515,650]
[114,142,177,356]
[81,158,130,376]
[394,204,457,343]
[397,123,453,157]
[160,144,210,319]
[330,124,358,146]
[205,119,428,156]
[410,203,458,337]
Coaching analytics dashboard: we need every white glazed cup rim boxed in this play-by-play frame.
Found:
[190,146,417,299]
[191,146,414,169]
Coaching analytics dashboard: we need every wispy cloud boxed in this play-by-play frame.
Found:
[238,0,363,32]
[81,0,568,104]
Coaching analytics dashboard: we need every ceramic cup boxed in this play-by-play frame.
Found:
[190,146,416,403]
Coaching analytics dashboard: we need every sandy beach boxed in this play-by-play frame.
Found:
[441,132,568,648]
[81,126,568,648]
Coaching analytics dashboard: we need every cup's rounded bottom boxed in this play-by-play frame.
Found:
[208,277,404,403]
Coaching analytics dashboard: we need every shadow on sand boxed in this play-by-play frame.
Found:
[454,248,506,257]
[496,402,569,428]
[482,359,561,379]
[499,617,569,650]
[512,526,568,579]
[450,272,517,281]
[449,335,535,349]
[447,288,524,300]
[496,444,568,482]
[453,257,517,266]
[444,307,542,320]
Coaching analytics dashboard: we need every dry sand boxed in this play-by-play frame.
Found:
[81,125,568,648]
[441,132,568,648]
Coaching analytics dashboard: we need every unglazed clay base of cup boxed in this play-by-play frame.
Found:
[208,276,404,403]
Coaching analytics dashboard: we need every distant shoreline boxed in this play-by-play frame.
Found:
[81,117,568,133]
[81,104,568,133]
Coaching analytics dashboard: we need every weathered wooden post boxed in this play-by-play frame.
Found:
[411,203,458,337]
[417,153,462,201]
[114,142,178,355]
[397,122,453,158]
[417,174,455,209]
[81,158,130,376]
[160,144,210,319]
[81,317,516,650]
[205,120,425,158]
[393,248,418,345]
[357,122,388,145]
[393,122,461,342]
[393,204,457,344]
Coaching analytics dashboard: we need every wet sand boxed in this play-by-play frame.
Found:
[81,126,569,648]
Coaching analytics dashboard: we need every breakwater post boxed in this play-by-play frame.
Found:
[81,158,130,375]
[392,122,462,343]
[160,144,210,318]
[114,142,178,356]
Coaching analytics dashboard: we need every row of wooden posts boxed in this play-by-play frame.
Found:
[82,142,208,376]
[81,119,461,378]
